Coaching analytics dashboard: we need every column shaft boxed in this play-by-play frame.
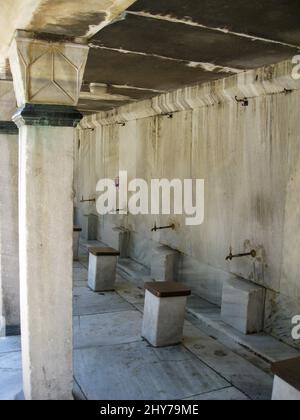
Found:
[18,124,74,400]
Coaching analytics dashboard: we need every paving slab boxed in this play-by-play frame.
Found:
[185,312,272,375]
[74,310,143,348]
[0,351,22,370]
[74,341,229,400]
[117,258,152,285]
[184,387,249,400]
[153,345,194,362]
[115,277,145,304]
[0,352,22,400]
[73,267,88,280]
[0,336,21,354]
[73,288,133,316]
[183,322,273,400]
[74,280,88,288]
[73,379,87,400]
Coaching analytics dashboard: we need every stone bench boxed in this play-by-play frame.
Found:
[272,358,300,400]
[88,247,120,292]
[221,278,265,334]
[142,281,191,347]
[73,226,82,261]
[151,245,178,282]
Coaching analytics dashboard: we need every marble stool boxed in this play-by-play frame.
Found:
[142,281,191,347]
[272,357,300,400]
[73,226,82,261]
[88,247,120,292]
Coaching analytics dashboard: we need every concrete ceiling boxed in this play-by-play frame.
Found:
[0,1,136,57]
[1,1,300,114]
[81,0,300,113]
[0,0,137,112]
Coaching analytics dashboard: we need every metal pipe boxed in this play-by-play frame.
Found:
[226,246,256,261]
[151,223,175,232]
[80,196,96,203]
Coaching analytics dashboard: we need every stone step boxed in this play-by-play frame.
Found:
[186,295,300,364]
[117,258,152,285]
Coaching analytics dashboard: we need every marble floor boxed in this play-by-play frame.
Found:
[1,242,287,400]
[0,336,22,400]
[72,246,275,400]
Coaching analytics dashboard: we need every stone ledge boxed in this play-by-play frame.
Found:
[79,59,300,128]
[186,295,300,364]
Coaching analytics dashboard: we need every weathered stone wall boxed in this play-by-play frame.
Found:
[76,60,300,349]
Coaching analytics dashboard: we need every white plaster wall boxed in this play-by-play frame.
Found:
[76,73,300,348]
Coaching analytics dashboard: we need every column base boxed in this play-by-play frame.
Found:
[0,319,20,337]
[6,325,21,337]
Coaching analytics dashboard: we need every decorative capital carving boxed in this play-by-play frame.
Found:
[9,33,89,107]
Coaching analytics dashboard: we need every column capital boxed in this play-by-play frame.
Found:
[13,104,83,128]
[9,31,89,108]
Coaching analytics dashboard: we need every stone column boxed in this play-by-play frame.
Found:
[0,119,20,337]
[9,32,89,400]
